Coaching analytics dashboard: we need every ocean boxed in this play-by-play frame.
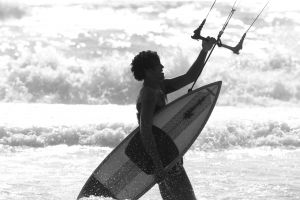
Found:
[0,104,299,200]
[0,0,299,199]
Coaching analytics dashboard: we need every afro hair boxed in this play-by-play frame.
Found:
[131,50,160,81]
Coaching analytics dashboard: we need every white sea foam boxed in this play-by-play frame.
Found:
[1,144,299,200]
[0,103,299,150]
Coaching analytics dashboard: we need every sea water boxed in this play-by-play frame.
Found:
[0,103,299,200]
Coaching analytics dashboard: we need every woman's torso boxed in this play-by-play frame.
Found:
[136,86,166,123]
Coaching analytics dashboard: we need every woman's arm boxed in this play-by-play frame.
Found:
[164,37,215,94]
[139,88,164,174]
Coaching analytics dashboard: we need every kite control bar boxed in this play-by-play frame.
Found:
[188,0,269,91]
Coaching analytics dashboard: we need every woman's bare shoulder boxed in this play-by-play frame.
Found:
[140,87,158,104]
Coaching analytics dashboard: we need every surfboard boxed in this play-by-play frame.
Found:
[77,81,222,200]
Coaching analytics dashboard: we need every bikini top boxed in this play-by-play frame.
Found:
[136,86,166,123]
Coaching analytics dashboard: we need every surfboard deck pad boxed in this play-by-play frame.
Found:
[125,126,179,174]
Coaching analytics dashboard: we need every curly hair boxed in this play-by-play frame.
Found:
[131,50,160,81]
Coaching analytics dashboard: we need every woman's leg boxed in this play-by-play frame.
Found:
[158,164,196,200]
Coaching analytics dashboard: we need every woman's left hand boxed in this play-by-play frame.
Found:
[202,36,216,52]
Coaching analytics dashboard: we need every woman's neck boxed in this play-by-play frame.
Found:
[143,79,161,90]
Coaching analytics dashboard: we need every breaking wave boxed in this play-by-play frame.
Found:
[194,121,300,151]
[1,48,300,106]
[0,0,299,106]
[0,120,299,151]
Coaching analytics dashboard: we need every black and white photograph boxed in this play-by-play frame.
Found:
[0,0,299,199]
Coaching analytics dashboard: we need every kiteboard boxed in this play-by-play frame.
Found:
[77,81,222,200]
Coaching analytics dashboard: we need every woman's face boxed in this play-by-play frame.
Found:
[146,62,165,82]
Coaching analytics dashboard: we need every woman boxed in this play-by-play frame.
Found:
[130,37,215,200]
